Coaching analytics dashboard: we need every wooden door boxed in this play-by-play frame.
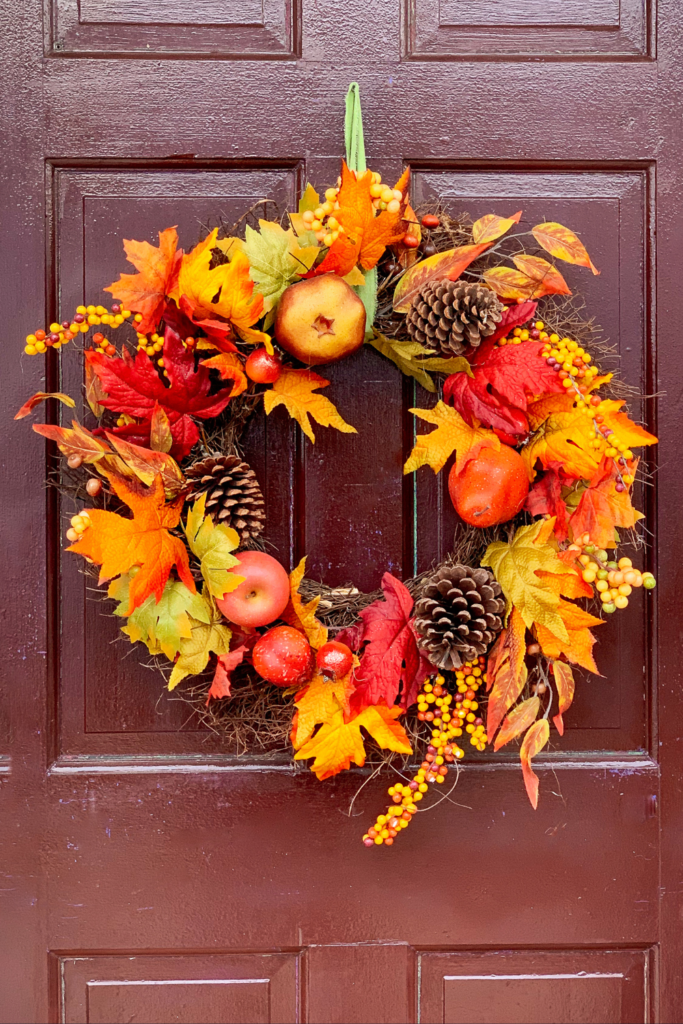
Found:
[2,1,680,1021]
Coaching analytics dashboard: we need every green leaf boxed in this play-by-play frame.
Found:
[109,575,212,660]
[367,331,473,392]
[168,616,233,690]
[243,220,319,313]
[356,266,378,337]
[299,183,320,215]
[184,493,245,600]
[344,81,366,174]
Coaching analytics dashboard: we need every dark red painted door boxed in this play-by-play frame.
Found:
[2,1,681,1022]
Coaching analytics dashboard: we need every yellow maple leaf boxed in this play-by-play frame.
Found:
[534,599,603,673]
[263,368,356,443]
[281,557,328,649]
[170,228,265,343]
[404,401,500,475]
[294,704,411,780]
[482,519,578,642]
[290,669,355,749]
[598,399,658,449]
[168,615,233,690]
[522,402,600,481]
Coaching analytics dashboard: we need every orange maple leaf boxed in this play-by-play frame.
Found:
[290,668,356,749]
[568,457,643,549]
[281,557,328,649]
[67,474,195,615]
[104,227,182,335]
[310,163,409,278]
[293,703,411,780]
[534,599,603,673]
[520,718,550,809]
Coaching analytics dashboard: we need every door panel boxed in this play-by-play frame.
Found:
[2,0,682,1019]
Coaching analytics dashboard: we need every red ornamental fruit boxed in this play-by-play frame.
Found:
[253,626,315,687]
[421,214,440,229]
[448,446,529,527]
[245,347,282,383]
[216,551,290,629]
[316,640,354,679]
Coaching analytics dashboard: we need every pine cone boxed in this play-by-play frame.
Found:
[413,563,505,671]
[406,280,503,356]
[185,455,265,545]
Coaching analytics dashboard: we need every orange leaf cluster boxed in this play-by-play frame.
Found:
[310,164,409,279]
[68,474,195,615]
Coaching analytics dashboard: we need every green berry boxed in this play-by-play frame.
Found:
[597,569,608,580]
[643,574,656,590]
[603,602,617,614]
[596,549,608,562]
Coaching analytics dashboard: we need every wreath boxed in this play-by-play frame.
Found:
[17,85,657,847]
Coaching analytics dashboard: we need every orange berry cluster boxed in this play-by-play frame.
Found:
[24,304,141,356]
[363,658,488,848]
[567,537,656,614]
[65,509,90,544]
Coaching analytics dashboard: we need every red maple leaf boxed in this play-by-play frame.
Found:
[206,645,248,704]
[525,465,570,541]
[444,339,565,435]
[349,573,431,712]
[87,327,233,460]
[488,300,538,344]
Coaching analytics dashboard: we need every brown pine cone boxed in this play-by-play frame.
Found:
[413,563,505,671]
[185,455,265,545]
[406,280,503,356]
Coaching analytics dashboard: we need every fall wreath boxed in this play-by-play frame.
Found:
[17,86,657,846]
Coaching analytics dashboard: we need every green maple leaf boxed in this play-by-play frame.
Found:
[109,575,212,660]
[243,220,319,314]
[482,519,576,642]
[367,331,473,393]
[184,493,244,600]
[168,615,233,690]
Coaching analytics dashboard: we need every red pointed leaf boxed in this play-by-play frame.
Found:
[206,645,248,704]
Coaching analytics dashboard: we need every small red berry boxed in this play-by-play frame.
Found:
[315,640,354,679]
[246,347,282,384]
[403,234,420,249]
[421,214,440,229]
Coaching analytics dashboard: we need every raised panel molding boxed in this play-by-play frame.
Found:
[58,953,299,1023]
[418,949,653,1024]
[50,162,301,758]
[408,164,654,755]
[45,0,299,59]
[404,0,652,61]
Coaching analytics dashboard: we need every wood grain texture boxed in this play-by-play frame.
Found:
[0,0,681,1018]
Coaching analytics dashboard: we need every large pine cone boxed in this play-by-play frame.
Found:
[406,280,504,356]
[185,455,265,545]
[413,563,505,671]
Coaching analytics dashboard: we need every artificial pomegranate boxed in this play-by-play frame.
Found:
[448,446,529,527]
[245,346,282,383]
[216,551,290,628]
[316,640,354,679]
[275,276,366,365]
[252,626,315,687]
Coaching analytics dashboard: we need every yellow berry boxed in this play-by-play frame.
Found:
[24,344,36,355]
[615,595,629,609]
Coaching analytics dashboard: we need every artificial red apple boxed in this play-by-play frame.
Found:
[275,275,366,365]
[245,346,282,383]
[316,640,354,679]
[252,626,315,687]
[216,551,290,628]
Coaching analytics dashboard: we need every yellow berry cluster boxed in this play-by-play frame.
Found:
[24,303,141,355]
[65,509,90,544]
[567,537,656,613]
[301,173,404,248]
[136,330,164,356]
[363,658,489,848]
